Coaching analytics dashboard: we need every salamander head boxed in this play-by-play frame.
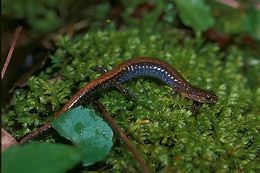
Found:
[192,90,218,103]
[175,86,218,103]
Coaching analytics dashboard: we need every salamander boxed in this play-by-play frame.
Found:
[19,57,218,144]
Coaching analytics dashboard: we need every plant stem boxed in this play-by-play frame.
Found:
[94,101,153,173]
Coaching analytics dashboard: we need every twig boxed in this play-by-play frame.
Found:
[213,0,260,10]
[1,26,23,79]
[20,99,153,172]
[19,123,51,144]
[94,101,152,173]
[213,0,240,9]
[19,99,71,143]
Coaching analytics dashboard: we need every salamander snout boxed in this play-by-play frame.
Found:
[190,91,218,103]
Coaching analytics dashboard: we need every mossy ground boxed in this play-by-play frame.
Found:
[2,29,260,172]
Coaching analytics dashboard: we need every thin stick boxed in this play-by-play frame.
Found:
[94,101,152,173]
[19,123,51,144]
[20,100,153,172]
[1,26,23,79]
[213,0,240,9]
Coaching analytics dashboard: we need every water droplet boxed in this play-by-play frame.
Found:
[74,122,85,135]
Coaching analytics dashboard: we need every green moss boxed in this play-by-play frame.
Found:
[2,0,63,33]
[2,29,259,172]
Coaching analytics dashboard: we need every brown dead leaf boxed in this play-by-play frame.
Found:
[1,128,18,151]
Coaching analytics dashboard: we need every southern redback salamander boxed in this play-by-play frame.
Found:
[20,57,218,143]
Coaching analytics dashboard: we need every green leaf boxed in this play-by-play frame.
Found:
[2,142,81,173]
[174,0,214,31]
[246,8,260,40]
[51,106,113,166]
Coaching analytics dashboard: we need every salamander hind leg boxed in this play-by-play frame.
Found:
[115,82,137,101]
[170,88,181,100]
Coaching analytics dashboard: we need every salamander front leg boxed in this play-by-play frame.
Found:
[91,66,108,74]
[192,101,202,116]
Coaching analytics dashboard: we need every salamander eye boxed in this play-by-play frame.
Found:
[205,94,212,100]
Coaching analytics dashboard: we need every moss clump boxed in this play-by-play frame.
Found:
[2,0,63,33]
[2,29,259,172]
